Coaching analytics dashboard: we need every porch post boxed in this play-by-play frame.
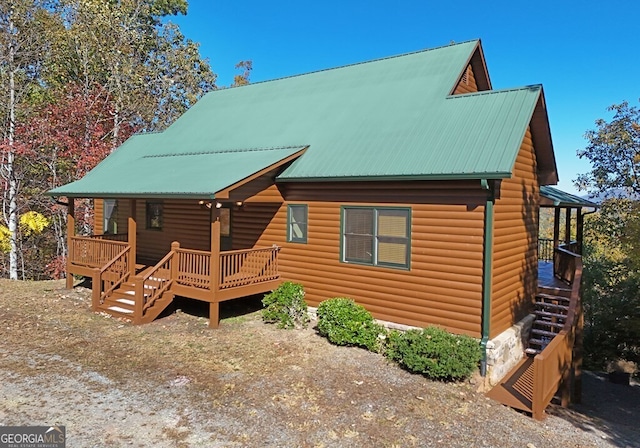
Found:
[576,207,584,254]
[564,208,572,245]
[128,199,137,277]
[65,198,75,289]
[553,207,561,248]
[209,205,221,328]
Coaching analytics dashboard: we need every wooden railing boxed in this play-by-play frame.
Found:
[93,246,131,308]
[553,246,578,284]
[70,236,129,268]
[531,251,582,420]
[88,233,128,242]
[134,251,174,322]
[538,238,554,262]
[176,247,211,290]
[219,246,280,289]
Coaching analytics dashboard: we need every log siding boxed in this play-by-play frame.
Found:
[490,128,539,337]
[236,180,487,337]
[453,64,478,95]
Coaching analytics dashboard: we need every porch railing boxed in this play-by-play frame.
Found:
[176,247,211,290]
[219,246,280,289]
[538,238,554,262]
[88,233,129,242]
[93,246,131,308]
[70,236,129,268]
[553,246,578,284]
[135,251,174,321]
[531,249,582,420]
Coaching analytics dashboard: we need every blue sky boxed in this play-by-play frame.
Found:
[173,0,639,195]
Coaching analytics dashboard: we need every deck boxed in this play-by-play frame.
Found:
[67,236,281,327]
[538,261,571,291]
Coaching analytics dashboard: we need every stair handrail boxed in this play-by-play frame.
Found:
[135,250,175,316]
[531,253,583,419]
[98,246,131,304]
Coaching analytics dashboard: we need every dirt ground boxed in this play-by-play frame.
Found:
[0,279,638,447]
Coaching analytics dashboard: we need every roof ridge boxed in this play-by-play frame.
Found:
[218,39,480,90]
[142,145,308,158]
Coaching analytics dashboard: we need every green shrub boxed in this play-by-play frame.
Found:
[316,297,386,352]
[261,281,309,329]
[385,326,481,381]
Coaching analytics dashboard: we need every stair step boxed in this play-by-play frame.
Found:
[107,305,134,314]
[529,338,555,348]
[533,320,565,329]
[537,293,571,302]
[534,309,567,319]
[535,302,569,311]
[531,328,560,338]
[115,298,135,307]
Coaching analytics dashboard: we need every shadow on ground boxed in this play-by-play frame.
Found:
[168,294,264,321]
[548,371,640,447]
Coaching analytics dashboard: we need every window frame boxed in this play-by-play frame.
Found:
[287,204,308,243]
[102,199,118,234]
[145,201,163,230]
[340,206,411,269]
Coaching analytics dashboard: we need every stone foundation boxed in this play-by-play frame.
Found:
[485,314,535,386]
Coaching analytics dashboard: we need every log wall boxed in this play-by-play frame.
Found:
[490,128,539,337]
[236,180,487,337]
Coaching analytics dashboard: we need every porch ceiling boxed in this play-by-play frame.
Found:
[47,142,306,199]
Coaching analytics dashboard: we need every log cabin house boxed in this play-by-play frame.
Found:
[49,40,593,418]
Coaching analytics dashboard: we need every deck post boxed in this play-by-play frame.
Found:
[170,241,179,282]
[209,206,221,328]
[134,276,144,325]
[576,207,584,254]
[128,199,137,278]
[553,207,560,248]
[209,302,220,329]
[91,267,100,311]
[564,208,571,245]
[65,198,75,289]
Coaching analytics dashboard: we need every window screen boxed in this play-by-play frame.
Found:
[342,207,410,268]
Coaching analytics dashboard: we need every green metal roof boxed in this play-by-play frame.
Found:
[540,186,599,208]
[48,135,306,198]
[49,40,558,197]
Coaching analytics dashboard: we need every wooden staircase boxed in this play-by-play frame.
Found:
[487,250,583,420]
[525,289,571,355]
[96,266,175,324]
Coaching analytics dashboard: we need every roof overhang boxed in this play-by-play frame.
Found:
[540,186,598,208]
[47,145,307,199]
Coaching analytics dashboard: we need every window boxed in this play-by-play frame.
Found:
[103,199,118,234]
[342,207,410,268]
[146,201,163,230]
[288,204,308,243]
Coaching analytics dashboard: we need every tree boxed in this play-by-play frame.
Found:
[576,101,640,369]
[0,0,56,279]
[0,0,219,280]
[576,100,640,196]
[49,0,216,140]
[232,60,252,87]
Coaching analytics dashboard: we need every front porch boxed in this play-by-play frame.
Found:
[65,197,282,328]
